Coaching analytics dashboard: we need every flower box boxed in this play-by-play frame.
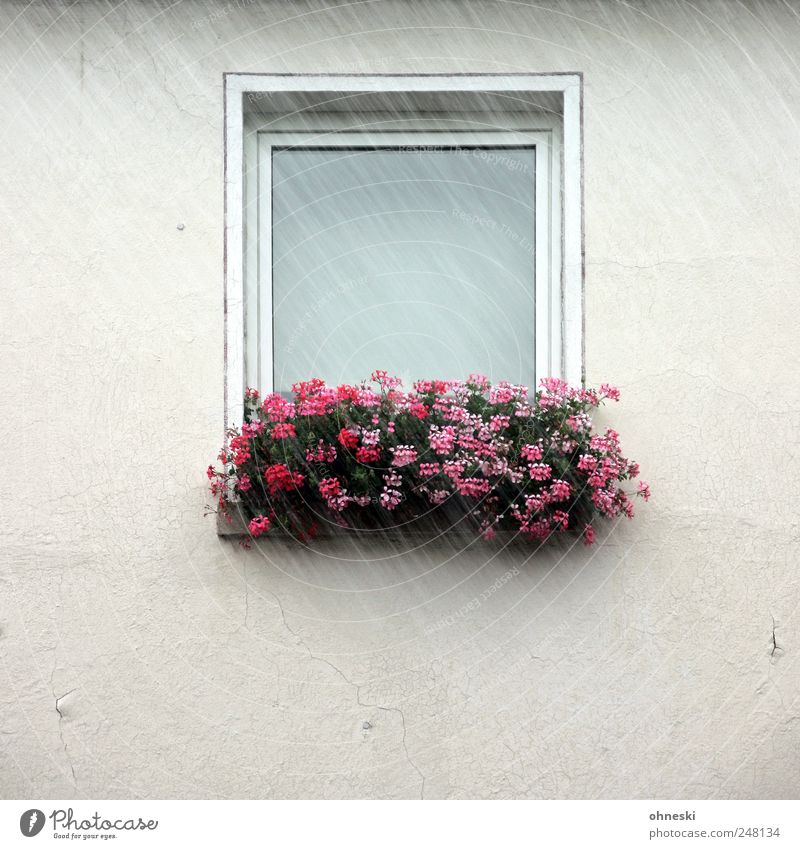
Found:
[208,372,649,546]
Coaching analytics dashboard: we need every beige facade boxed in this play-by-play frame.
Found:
[1,0,798,798]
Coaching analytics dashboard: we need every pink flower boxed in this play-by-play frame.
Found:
[261,393,294,422]
[579,387,600,406]
[549,479,572,501]
[489,381,519,404]
[426,489,449,505]
[443,460,466,481]
[236,473,252,492]
[521,443,543,462]
[490,415,510,432]
[306,441,337,463]
[271,422,296,439]
[524,494,545,513]
[241,420,265,438]
[360,428,381,447]
[552,510,569,530]
[467,373,490,391]
[419,462,440,477]
[414,379,448,395]
[383,471,402,488]
[457,477,491,497]
[391,445,417,467]
[429,425,457,455]
[529,463,552,481]
[539,377,570,397]
[637,481,651,501]
[583,524,596,545]
[379,489,402,510]
[328,493,351,511]
[371,370,402,389]
[600,383,621,401]
[567,415,588,433]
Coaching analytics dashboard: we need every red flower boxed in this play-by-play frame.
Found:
[229,435,251,466]
[337,428,359,449]
[336,384,359,401]
[292,378,326,400]
[409,401,429,420]
[318,477,341,498]
[264,463,305,495]
[356,446,381,463]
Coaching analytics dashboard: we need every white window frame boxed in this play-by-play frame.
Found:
[250,126,559,394]
[224,74,583,429]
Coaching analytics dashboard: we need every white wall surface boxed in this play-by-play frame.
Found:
[1,0,798,799]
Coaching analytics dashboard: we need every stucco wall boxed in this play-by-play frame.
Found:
[1,0,798,799]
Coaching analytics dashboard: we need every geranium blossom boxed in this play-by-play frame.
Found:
[318,477,341,499]
[263,463,304,496]
[306,441,337,463]
[391,445,417,467]
[521,444,543,462]
[337,428,359,450]
[248,515,271,537]
[429,425,457,455]
[355,446,381,464]
[261,393,294,422]
[271,422,296,439]
[529,463,552,481]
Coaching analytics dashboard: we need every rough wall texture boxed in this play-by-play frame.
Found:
[1,0,798,799]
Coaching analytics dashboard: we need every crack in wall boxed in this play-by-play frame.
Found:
[49,569,77,789]
[770,615,782,657]
[264,585,426,799]
[53,688,78,787]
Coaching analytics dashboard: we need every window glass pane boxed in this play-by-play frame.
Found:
[271,146,536,391]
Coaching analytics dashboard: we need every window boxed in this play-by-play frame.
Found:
[224,75,583,426]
